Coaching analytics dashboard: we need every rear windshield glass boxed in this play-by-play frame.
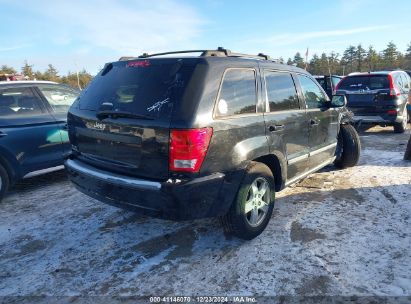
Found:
[78,59,195,119]
[338,75,389,91]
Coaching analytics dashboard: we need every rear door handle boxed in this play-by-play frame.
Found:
[310,119,319,126]
[268,124,284,132]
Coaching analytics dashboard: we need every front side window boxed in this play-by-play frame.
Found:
[216,69,257,117]
[0,87,44,118]
[265,71,299,111]
[297,75,328,109]
[38,85,79,113]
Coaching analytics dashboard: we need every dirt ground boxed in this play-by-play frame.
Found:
[0,126,410,299]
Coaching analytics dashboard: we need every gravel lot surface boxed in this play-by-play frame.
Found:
[1,126,410,299]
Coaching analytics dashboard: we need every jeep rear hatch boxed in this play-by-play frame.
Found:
[70,58,196,180]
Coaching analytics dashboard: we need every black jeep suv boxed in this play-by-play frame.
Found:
[65,48,360,239]
[336,71,410,133]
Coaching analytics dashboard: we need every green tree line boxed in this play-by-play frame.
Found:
[0,61,93,89]
[287,41,411,75]
[2,40,411,86]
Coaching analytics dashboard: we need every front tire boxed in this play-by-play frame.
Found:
[0,163,9,202]
[220,162,275,240]
[334,124,361,169]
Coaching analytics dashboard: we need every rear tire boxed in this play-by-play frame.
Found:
[334,124,361,169]
[394,108,408,133]
[0,163,9,202]
[220,162,275,240]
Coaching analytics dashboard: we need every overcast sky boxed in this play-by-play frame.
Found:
[1,0,410,75]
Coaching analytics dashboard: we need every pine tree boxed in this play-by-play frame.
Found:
[319,53,329,75]
[34,71,45,80]
[342,45,356,74]
[328,52,340,74]
[293,52,304,68]
[366,46,379,71]
[355,44,367,72]
[286,58,293,65]
[21,60,34,79]
[382,41,399,69]
[308,54,320,74]
[0,65,17,74]
[43,64,59,82]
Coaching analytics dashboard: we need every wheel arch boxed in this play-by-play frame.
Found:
[253,151,287,191]
[0,148,20,184]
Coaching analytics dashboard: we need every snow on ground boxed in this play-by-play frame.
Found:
[0,126,410,298]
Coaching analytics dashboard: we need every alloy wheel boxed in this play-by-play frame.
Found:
[244,177,270,227]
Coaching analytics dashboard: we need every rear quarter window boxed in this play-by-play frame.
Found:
[215,69,257,118]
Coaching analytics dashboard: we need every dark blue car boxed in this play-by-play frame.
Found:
[0,81,80,201]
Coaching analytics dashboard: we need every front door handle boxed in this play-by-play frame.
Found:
[0,131,7,137]
[310,119,319,126]
[268,124,285,132]
[62,123,68,130]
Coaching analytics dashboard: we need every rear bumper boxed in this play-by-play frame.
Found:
[65,158,242,220]
[352,114,404,125]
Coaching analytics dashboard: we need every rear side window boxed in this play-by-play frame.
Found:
[38,85,79,113]
[265,71,299,111]
[401,73,410,90]
[216,69,257,117]
[0,87,45,118]
[338,75,389,91]
[78,59,196,120]
[297,75,328,109]
[394,73,403,90]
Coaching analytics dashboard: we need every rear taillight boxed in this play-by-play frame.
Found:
[387,109,397,115]
[388,74,401,97]
[169,128,213,172]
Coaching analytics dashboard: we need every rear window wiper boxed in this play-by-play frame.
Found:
[96,110,154,120]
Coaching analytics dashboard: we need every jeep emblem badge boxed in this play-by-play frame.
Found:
[87,121,106,130]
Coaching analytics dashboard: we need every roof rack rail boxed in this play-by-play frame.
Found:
[138,50,209,58]
[135,47,280,62]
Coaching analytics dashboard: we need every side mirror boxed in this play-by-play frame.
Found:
[331,95,347,108]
